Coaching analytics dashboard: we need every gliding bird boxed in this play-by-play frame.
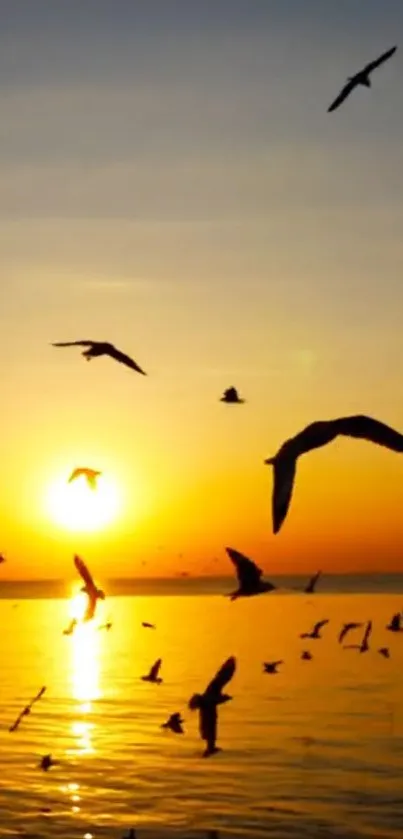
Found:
[189,656,236,757]
[225,547,276,600]
[141,659,163,684]
[74,554,105,621]
[328,46,397,113]
[9,686,46,733]
[300,619,329,640]
[68,468,101,489]
[52,340,146,375]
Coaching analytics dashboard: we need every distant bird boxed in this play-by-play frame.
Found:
[220,387,245,404]
[39,754,58,771]
[328,46,397,113]
[378,647,390,659]
[265,415,403,534]
[74,555,105,621]
[68,467,101,489]
[52,340,146,375]
[161,712,184,734]
[263,660,283,674]
[9,686,46,733]
[225,547,276,600]
[0,553,6,563]
[345,620,372,653]
[141,658,163,684]
[301,651,313,661]
[98,621,112,631]
[142,621,155,629]
[63,618,77,636]
[189,656,236,757]
[304,570,322,594]
[386,613,403,632]
[338,622,363,644]
[300,619,329,640]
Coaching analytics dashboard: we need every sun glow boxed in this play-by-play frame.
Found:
[46,474,120,532]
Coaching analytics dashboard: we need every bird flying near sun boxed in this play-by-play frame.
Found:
[74,555,105,622]
[68,467,101,489]
[52,340,147,374]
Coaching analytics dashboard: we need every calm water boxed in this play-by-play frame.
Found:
[1,584,403,838]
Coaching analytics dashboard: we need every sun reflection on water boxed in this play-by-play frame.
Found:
[69,617,101,756]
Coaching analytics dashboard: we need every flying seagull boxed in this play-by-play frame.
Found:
[161,712,184,734]
[301,650,313,661]
[74,555,105,621]
[300,619,329,640]
[9,686,46,733]
[225,547,276,600]
[264,415,403,534]
[98,621,112,631]
[338,622,363,644]
[328,46,397,113]
[220,387,245,404]
[39,754,58,771]
[52,340,146,375]
[386,613,403,632]
[141,658,163,684]
[63,618,77,636]
[68,468,101,489]
[142,621,156,629]
[304,570,322,594]
[344,620,372,653]
[263,660,283,674]
[189,656,236,757]
[378,647,390,659]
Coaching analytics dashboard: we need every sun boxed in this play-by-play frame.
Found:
[46,473,120,532]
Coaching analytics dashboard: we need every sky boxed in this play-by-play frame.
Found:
[1,0,403,580]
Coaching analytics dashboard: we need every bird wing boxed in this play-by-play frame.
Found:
[365,46,397,74]
[106,345,147,374]
[74,555,96,594]
[305,570,321,593]
[339,622,362,643]
[271,458,297,534]
[225,547,263,590]
[200,703,217,748]
[52,341,96,347]
[334,415,403,453]
[315,619,329,633]
[150,658,162,679]
[205,656,236,699]
[328,78,357,112]
[363,620,372,646]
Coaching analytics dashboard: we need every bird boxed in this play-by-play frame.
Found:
[141,658,163,684]
[9,686,46,733]
[39,754,58,771]
[74,555,105,621]
[304,570,322,594]
[386,613,403,632]
[98,621,112,631]
[300,619,329,640]
[52,340,146,375]
[328,46,397,112]
[263,660,283,674]
[68,467,101,489]
[189,656,236,757]
[0,553,6,563]
[378,647,390,659]
[225,547,276,600]
[161,712,184,734]
[142,621,155,629]
[338,622,363,644]
[344,620,372,653]
[301,651,313,661]
[63,618,77,636]
[220,386,245,404]
[264,415,403,534]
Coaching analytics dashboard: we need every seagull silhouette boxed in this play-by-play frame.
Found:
[225,547,276,600]
[39,754,58,771]
[220,386,245,404]
[300,619,329,640]
[63,618,77,636]
[344,620,372,653]
[378,647,390,659]
[386,613,403,632]
[9,686,46,733]
[304,570,322,594]
[74,555,105,621]
[68,467,101,489]
[189,656,236,757]
[263,660,283,674]
[52,340,146,374]
[142,621,156,629]
[338,622,363,644]
[301,650,313,661]
[328,46,397,112]
[264,415,403,534]
[141,658,163,684]
[161,712,184,734]
[98,621,112,631]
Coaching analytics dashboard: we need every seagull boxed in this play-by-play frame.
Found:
[328,46,397,112]
[141,658,163,684]
[52,340,146,375]
[304,570,322,594]
[300,619,329,640]
[98,621,112,631]
[344,620,372,653]
[39,754,58,771]
[189,656,236,757]
[220,387,245,404]
[63,618,77,636]
[301,650,313,661]
[338,622,363,644]
[386,613,403,632]
[9,686,46,733]
[68,467,101,489]
[225,547,276,600]
[264,415,403,534]
[378,647,390,659]
[142,621,155,629]
[161,712,184,734]
[263,660,283,674]
[74,555,105,621]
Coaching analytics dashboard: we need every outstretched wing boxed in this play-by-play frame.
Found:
[314,619,329,633]
[363,620,372,646]
[52,341,95,347]
[270,458,297,534]
[328,78,357,112]
[225,547,263,590]
[74,555,95,593]
[150,658,162,679]
[335,415,403,453]
[338,622,362,644]
[205,656,236,699]
[305,570,321,593]
[365,46,397,74]
[107,345,147,374]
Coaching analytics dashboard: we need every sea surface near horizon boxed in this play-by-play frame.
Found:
[0,583,403,838]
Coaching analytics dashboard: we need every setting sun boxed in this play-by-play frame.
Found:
[45,474,120,533]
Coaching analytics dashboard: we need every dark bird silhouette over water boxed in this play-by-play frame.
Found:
[52,340,146,375]
[63,618,77,636]
[263,660,283,674]
[141,658,163,684]
[142,621,155,629]
[9,686,46,733]
[301,651,313,661]
[189,656,236,757]
[68,467,101,489]
[300,619,329,640]
[386,613,403,632]
[378,647,390,659]
[328,46,397,112]
[74,555,105,621]
[304,570,322,594]
[345,620,372,653]
[39,754,58,771]
[225,547,276,600]
[161,712,184,734]
[264,415,403,534]
[338,622,363,644]
[220,386,245,404]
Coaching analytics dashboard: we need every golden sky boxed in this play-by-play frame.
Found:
[1,1,403,578]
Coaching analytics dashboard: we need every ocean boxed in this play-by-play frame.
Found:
[0,575,402,838]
